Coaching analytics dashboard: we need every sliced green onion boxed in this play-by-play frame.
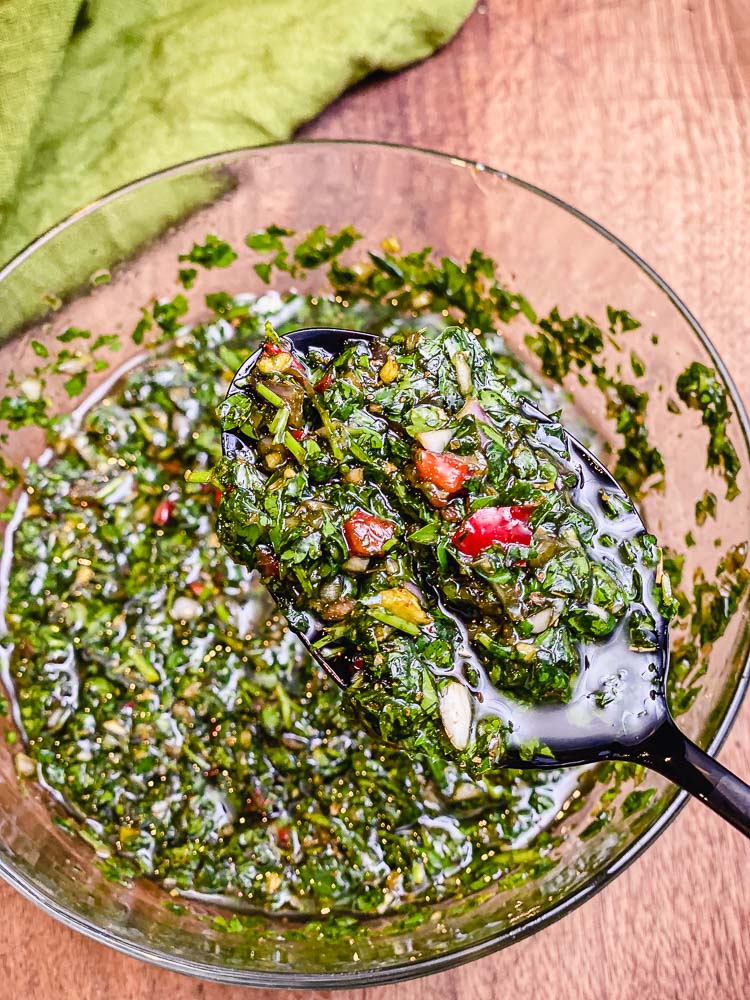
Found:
[311,397,345,461]
[365,608,420,636]
[255,381,285,408]
[283,431,306,464]
[270,405,289,444]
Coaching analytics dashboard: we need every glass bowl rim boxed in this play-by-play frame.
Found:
[1,139,749,988]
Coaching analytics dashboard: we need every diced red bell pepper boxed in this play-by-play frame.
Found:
[415,449,474,494]
[152,499,176,526]
[188,580,205,597]
[343,509,396,556]
[452,505,534,557]
[289,428,305,441]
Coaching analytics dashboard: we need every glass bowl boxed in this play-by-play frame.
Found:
[1,141,749,988]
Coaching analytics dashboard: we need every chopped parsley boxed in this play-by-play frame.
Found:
[676,361,741,499]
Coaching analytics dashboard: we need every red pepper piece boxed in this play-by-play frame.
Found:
[452,505,534,557]
[188,581,205,597]
[314,369,335,393]
[152,499,176,526]
[262,341,305,374]
[289,428,305,441]
[415,449,474,494]
[343,509,396,556]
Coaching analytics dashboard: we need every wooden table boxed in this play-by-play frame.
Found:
[3,1,749,997]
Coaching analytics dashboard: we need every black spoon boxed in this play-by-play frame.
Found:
[223,326,750,837]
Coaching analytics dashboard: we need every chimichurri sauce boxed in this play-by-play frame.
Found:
[0,227,745,923]
[214,325,675,770]
[1,297,570,914]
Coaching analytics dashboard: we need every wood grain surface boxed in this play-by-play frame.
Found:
[2,1,749,997]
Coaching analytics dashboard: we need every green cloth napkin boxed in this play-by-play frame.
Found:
[0,0,473,267]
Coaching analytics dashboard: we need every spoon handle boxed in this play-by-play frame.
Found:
[636,721,750,838]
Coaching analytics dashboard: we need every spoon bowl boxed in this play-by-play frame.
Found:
[223,326,750,836]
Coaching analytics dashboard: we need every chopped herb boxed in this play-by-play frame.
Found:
[179,234,238,270]
[57,326,91,343]
[695,490,717,526]
[178,267,198,289]
[63,371,88,397]
[676,362,741,499]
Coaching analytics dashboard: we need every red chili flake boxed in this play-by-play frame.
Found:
[289,429,305,441]
[343,509,396,556]
[188,581,205,597]
[352,657,364,671]
[152,499,176,526]
[214,487,223,504]
[123,701,135,711]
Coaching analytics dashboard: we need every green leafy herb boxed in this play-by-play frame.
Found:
[63,371,88,397]
[178,267,198,289]
[57,326,91,343]
[676,362,741,499]
[695,490,717,526]
[179,234,238,270]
